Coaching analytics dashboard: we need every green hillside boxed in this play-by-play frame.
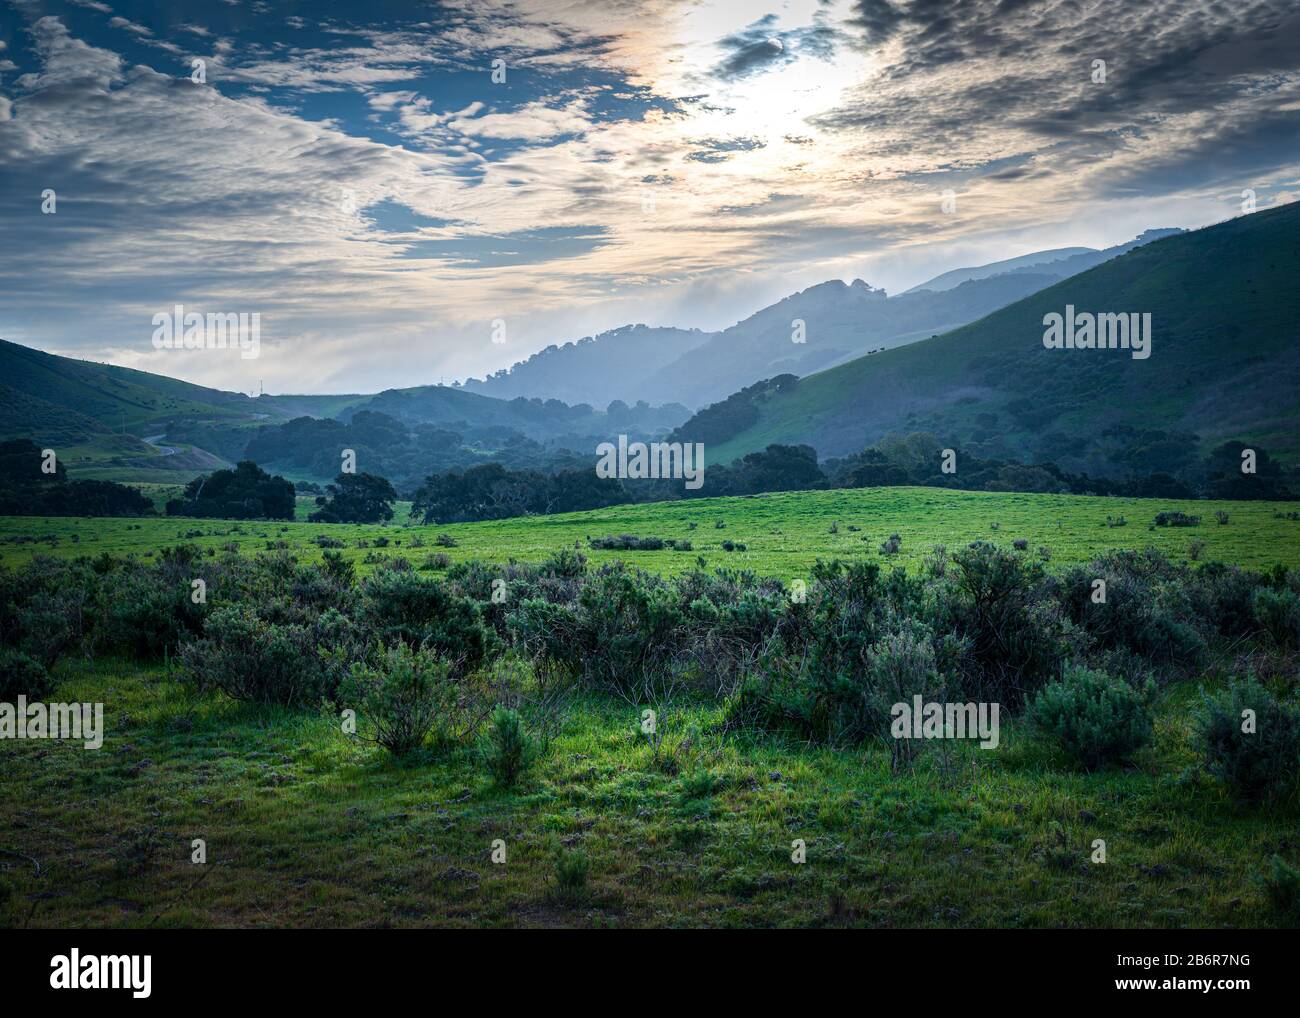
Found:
[706,203,1300,470]
[0,338,258,440]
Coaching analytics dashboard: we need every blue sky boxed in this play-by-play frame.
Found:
[1,0,1299,395]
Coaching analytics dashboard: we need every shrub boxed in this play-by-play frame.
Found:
[541,548,586,579]
[97,566,202,658]
[181,607,310,705]
[484,707,539,787]
[1215,510,1230,525]
[320,550,355,585]
[179,605,348,706]
[864,619,950,765]
[1061,550,1207,667]
[554,849,590,895]
[359,569,495,675]
[1030,665,1154,769]
[1193,676,1300,800]
[0,648,53,700]
[1252,586,1300,649]
[1154,511,1200,527]
[879,534,902,555]
[1260,856,1300,919]
[589,534,666,551]
[946,543,1074,705]
[0,557,98,669]
[340,644,459,756]
[515,566,687,697]
[434,533,458,547]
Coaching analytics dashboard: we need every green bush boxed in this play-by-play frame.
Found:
[484,707,539,787]
[1252,586,1300,649]
[359,568,494,675]
[554,849,590,895]
[1260,855,1300,919]
[0,648,53,700]
[1030,665,1154,769]
[1154,511,1200,527]
[946,543,1074,704]
[340,643,460,756]
[1193,676,1300,800]
[97,567,202,659]
[180,605,345,706]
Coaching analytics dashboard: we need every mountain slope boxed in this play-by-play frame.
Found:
[0,338,259,442]
[463,230,1180,411]
[701,204,1300,471]
[460,324,714,405]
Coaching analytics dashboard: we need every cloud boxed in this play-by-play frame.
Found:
[449,100,591,141]
[0,1,1298,395]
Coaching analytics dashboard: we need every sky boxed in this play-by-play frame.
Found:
[1,0,1298,396]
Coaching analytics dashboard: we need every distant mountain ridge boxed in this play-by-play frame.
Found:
[0,223,1203,483]
[903,246,1096,293]
[461,229,1184,409]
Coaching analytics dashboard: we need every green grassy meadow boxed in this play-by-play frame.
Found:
[3,486,1298,579]
[2,487,1298,929]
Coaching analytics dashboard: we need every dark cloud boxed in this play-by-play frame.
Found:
[684,136,766,163]
[712,16,792,80]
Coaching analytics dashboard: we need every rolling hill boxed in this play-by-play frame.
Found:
[0,336,690,484]
[697,203,1300,473]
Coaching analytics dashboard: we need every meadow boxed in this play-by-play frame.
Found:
[3,486,1299,578]
[2,486,1298,929]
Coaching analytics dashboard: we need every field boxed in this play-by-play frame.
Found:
[2,658,1293,929]
[2,487,1298,929]
[3,486,1299,578]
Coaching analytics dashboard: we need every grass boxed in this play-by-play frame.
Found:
[1,656,1294,928]
[2,485,1297,928]
[1,486,1298,579]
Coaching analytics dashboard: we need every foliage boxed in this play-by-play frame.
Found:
[0,648,53,700]
[1030,665,1154,769]
[310,472,399,524]
[483,706,540,787]
[165,461,295,520]
[1193,676,1300,800]
[340,643,461,756]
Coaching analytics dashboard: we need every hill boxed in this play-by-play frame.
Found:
[0,338,690,485]
[459,232,1180,409]
[699,204,1300,472]
[461,324,713,405]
